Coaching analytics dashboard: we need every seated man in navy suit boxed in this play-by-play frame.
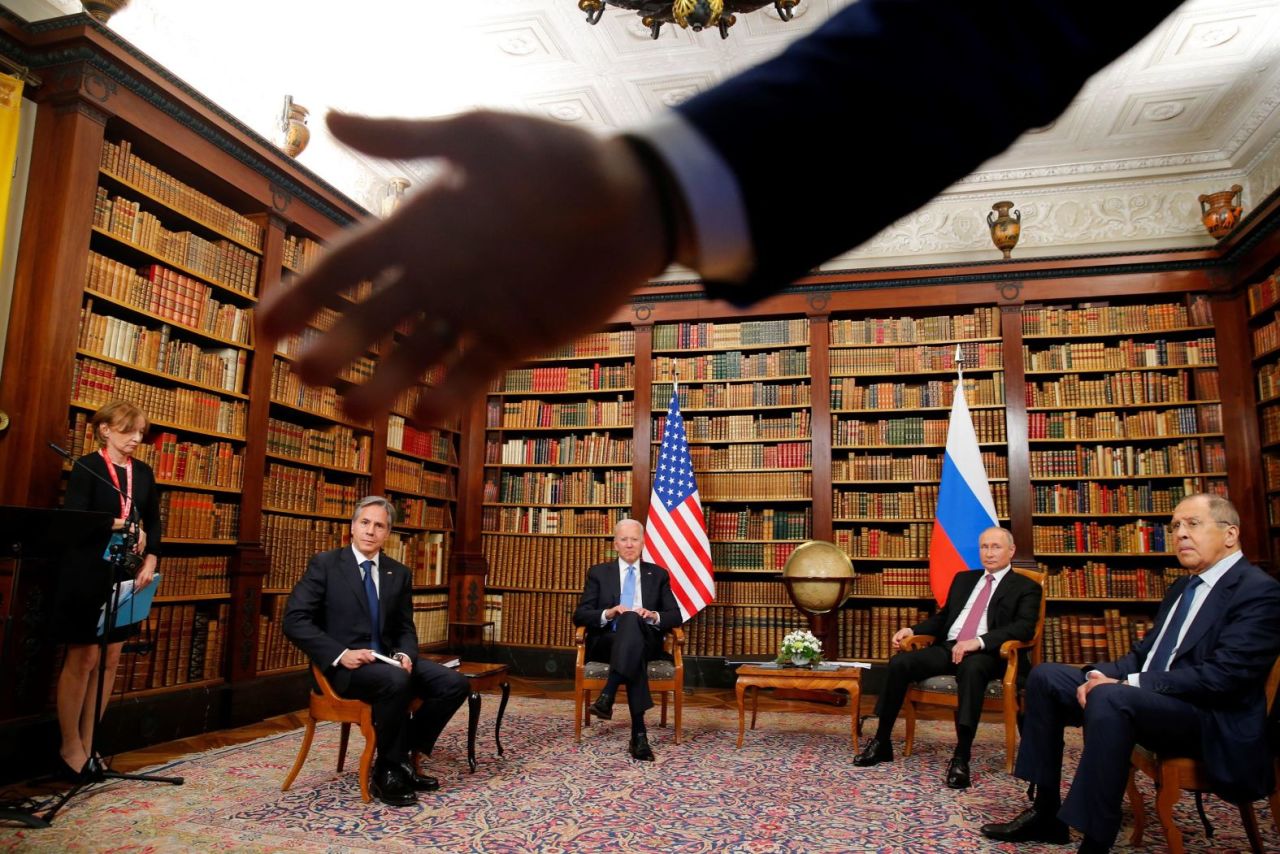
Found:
[854,526,1041,789]
[283,496,469,807]
[981,494,1280,853]
[573,518,682,761]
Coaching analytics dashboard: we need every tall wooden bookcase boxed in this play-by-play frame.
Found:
[0,12,458,766]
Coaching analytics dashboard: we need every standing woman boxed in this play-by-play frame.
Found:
[53,400,160,781]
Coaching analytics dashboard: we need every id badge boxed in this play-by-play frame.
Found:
[103,532,125,560]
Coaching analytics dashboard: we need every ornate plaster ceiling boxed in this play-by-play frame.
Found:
[17,0,1280,267]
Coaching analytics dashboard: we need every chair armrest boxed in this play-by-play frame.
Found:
[574,626,587,667]
[998,638,1032,689]
[899,634,936,653]
[669,626,685,667]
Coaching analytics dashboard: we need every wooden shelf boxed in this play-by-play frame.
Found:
[489,386,634,397]
[70,399,245,442]
[1022,325,1213,341]
[99,167,262,255]
[830,335,1001,349]
[264,450,370,477]
[651,342,808,355]
[831,366,1003,378]
[85,287,251,349]
[156,478,242,494]
[268,397,373,432]
[75,348,248,399]
[386,445,458,468]
[1024,362,1218,376]
[1028,432,1223,443]
[1027,400,1219,411]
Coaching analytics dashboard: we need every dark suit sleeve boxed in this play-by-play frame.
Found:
[573,563,607,627]
[134,460,162,558]
[283,551,345,670]
[912,573,970,637]
[677,0,1183,300]
[650,564,682,630]
[387,561,419,656]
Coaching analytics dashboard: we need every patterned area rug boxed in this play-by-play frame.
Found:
[1,697,1270,852]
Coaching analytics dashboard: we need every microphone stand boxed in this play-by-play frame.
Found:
[38,444,182,826]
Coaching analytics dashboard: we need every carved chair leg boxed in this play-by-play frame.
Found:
[356,719,376,805]
[281,717,317,792]
[337,722,351,772]
[660,690,668,728]
[1237,802,1264,854]
[1154,766,1186,854]
[1003,694,1018,773]
[1126,767,1147,846]
[674,690,682,745]
[1269,784,1280,838]
[574,688,584,743]
[903,700,916,757]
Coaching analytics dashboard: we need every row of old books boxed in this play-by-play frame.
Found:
[1260,406,1280,444]
[484,535,614,589]
[683,605,809,657]
[79,304,247,394]
[260,513,346,589]
[1032,481,1193,515]
[1247,271,1280,316]
[829,522,931,560]
[706,507,812,541]
[654,380,811,409]
[113,603,229,693]
[1251,310,1280,356]
[1027,404,1220,440]
[1021,299,1209,337]
[834,486,942,520]
[158,491,239,540]
[386,457,456,499]
[1042,612,1154,665]
[830,342,1003,375]
[832,411,1006,445]
[1023,338,1217,372]
[387,532,448,587]
[271,358,347,420]
[489,469,631,505]
[683,441,811,471]
[714,579,794,605]
[1033,521,1170,554]
[266,417,371,472]
[830,375,1005,410]
[1041,563,1186,600]
[486,433,632,466]
[100,139,264,251]
[849,567,933,598]
[1028,440,1223,477]
[652,349,810,382]
[535,329,635,360]
[481,505,624,536]
[70,372,245,438]
[834,524,932,560]
[833,452,996,481]
[493,591,578,647]
[830,308,1000,346]
[1025,368,1218,407]
[710,541,799,573]
[653,318,810,350]
[488,397,634,429]
[93,188,259,295]
[484,594,504,642]
[257,597,308,673]
[412,594,449,645]
[262,462,370,517]
[698,471,813,501]
[130,433,243,489]
[390,496,452,530]
[388,418,456,463]
[662,411,811,442]
[496,363,634,393]
[839,606,930,661]
[281,233,323,273]
[154,555,231,596]
[1259,363,1280,403]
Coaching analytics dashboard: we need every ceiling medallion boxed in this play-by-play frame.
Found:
[578,0,800,39]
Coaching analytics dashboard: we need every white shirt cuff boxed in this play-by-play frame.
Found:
[630,112,754,283]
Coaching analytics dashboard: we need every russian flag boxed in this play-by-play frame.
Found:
[929,363,997,605]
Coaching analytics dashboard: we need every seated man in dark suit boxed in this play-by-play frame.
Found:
[854,526,1041,789]
[573,518,682,761]
[981,494,1280,853]
[283,496,469,806]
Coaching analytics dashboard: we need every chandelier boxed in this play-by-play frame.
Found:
[578,0,800,40]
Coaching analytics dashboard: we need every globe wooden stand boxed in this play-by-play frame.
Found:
[777,541,855,705]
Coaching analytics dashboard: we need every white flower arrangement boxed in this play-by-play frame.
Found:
[778,629,823,665]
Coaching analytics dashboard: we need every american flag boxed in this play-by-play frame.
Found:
[644,385,714,621]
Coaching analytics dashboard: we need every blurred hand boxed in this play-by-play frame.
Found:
[891,627,913,650]
[1076,668,1118,707]
[258,110,669,425]
[950,637,981,664]
[340,649,376,669]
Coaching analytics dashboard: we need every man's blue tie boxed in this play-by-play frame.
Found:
[614,565,637,632]
[1150,575,1202,671]
[361,559,382,653]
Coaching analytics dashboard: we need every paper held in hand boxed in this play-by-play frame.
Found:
[97,574,162,636]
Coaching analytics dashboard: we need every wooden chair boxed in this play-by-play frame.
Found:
[574,626,684,744]
[1125,654,1280,854]
[900,567,1047,772]
[281,664,378,803]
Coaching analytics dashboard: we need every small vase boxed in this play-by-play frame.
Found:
[82,0,129,23]
[1199,185,1243,239]
[790,654,810,667]
[987,200,1021,260]
[281,103,311,158]
[381,177,411,218]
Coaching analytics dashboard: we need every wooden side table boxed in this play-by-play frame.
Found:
[734,663,862,749]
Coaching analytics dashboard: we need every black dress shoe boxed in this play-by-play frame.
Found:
[53,757,88,784]
[398,761,440,792]
[629,732,655,761]
[945,756,971,789]
[1077,836,1110,853]
[589,693,614,721]
[853,737,893,767]
[369,766,417,807]
[980,807,1070,844]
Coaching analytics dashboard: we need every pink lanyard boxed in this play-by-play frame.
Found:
[99,449,133,522]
